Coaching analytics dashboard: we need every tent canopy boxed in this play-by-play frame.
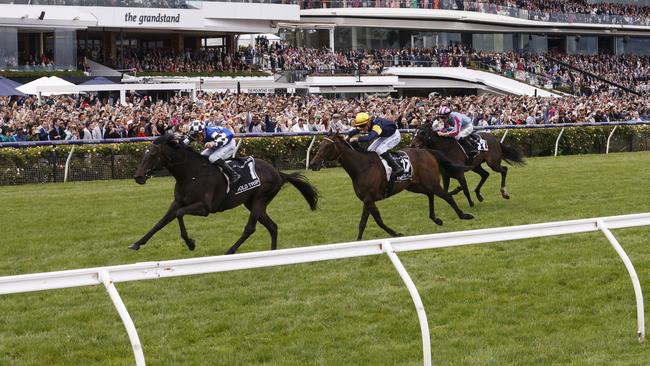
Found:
[17,76,76,96]
[0,76,25,96]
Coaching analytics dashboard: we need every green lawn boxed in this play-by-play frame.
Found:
[1,152,649,365]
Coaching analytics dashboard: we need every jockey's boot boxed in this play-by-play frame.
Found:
[214,159,241,188]
[381,152,404,180]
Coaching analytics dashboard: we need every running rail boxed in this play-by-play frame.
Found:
[1,212,649,366]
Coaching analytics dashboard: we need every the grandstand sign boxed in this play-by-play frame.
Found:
[124,12,181,26]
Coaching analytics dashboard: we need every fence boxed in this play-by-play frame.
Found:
[0,212,648,366]
[1,122,650,185]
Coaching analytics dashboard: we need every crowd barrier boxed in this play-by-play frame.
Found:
[1,212,648,366]
[1,121,649,185]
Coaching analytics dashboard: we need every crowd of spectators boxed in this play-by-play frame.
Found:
[1,91,649,143]
[95,39,650,96]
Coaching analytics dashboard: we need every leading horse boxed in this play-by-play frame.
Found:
[411,122,525,206]
[308,132,473,240]
[132,134,319,254]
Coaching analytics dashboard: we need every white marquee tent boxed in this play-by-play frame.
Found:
[17,76,77,96]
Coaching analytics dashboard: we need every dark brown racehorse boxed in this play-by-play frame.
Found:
[132,134,319,254]
[411,122,525,206]
[308,132,473,240]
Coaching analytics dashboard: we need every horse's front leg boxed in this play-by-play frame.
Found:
[129,201,180,250]
[356,206,371,241]
[365,199,403,237]
[176,201,210,251]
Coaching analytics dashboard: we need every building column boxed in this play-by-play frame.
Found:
[329,28,335,51]
[172,34,184,53]
[39,32,44,57]
[351,27,357,51]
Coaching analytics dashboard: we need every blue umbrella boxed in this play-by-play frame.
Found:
[0,76,25,96]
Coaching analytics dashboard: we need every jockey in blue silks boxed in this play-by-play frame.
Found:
[188,120,240,187]
[347,111,403,180]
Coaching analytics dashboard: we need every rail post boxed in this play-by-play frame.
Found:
[98,270,146,365]
[596,220,646,342]
[382,241,432,366]
[554,127,565,157]
[606,125,618,154]
[305,136,317,170]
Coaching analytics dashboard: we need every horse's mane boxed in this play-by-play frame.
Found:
[155,133,208,161]
[332,135,379,156]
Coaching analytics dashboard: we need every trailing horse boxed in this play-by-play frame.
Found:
[308,132,473,240]
[411,122,525,206]
[132,134,319,254]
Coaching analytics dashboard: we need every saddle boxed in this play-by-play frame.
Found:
[458,133,488,161]
[380,151,413,182]
[225,157,261,194]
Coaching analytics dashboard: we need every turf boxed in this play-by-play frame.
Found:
[1,152,649,365]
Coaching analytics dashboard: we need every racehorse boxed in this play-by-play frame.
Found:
[131,134,319,254]
[411,122,525,206]
[308,132,473,240]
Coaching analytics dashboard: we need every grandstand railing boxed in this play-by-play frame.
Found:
[0,212,647,366]
[6,0,650,26]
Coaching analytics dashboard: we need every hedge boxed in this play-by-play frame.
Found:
[1,126,649,185]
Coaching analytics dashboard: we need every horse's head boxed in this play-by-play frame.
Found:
[308,132,345,171]
[410,121,443,149]
[134,134,180,184]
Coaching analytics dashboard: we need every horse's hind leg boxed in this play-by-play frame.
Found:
[433,186,474,220]
[257,211,278,250]
[226,213,258,255]
[427,194,443,226]
[487,160,509,199]
[472,165,490,202]
[365,200,403,238]
[129,201,179,250]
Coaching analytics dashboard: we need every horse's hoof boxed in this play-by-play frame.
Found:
[502,194,510,199]
[462,213,474,220]
[128,244,140,251]
[186,239,196,251]
[434,218,443,226]
[469,201,475,208]
[395,232,404,237]
[476,194,484,202]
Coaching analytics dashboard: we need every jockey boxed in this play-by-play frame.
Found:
[189,120,241,188]
[436,106,478,158]
[347,112,403,180]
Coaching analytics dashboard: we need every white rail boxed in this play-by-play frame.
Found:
[1,212,649,366]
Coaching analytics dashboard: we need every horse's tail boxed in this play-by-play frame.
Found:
[500,142,526,166]
[281,172,320,211]
[425,149,469,177]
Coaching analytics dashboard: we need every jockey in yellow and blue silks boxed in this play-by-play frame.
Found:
[347,112,404,180]
[189,121,241,188]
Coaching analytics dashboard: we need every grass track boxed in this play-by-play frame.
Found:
[1,152,649,365]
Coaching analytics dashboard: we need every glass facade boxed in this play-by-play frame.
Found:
[567,36,598,55]
[615,37,650,56]
[0,27,18,69]
[54,29,77,70]
[287,26,650,58]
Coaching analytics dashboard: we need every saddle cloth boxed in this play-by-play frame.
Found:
[225,156,261,195]
[380,151,413,182]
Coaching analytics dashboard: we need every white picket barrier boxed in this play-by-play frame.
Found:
[1,212,649,366]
